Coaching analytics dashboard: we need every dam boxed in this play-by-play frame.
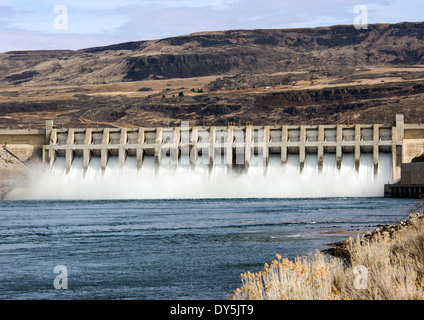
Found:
[1,114,423,199]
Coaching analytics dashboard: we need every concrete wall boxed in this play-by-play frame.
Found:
[400,162,424,185]
[41,121,404,178]
[403,125,424,164]
[0,129,45,161]
[1,115,423,181]
[0,129,46,146]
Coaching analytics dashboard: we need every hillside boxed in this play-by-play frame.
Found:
[0,22,424,128]
[1,22,424,87]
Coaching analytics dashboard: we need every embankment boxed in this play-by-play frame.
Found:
[0,148,30,200]
[229,203,424,300]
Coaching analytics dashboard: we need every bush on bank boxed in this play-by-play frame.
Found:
[229,204,424,300]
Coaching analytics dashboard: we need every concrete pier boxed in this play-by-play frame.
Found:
[37,115,416,181]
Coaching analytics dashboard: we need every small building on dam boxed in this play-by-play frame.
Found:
[384,156,424,198]
[1,114,423,198]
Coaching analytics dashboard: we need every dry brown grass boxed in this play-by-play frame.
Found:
[0,75,219,103]
[229,209,424,300]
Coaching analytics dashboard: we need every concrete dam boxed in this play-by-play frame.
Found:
[1,114,423,200]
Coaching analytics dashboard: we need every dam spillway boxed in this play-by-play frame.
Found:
[42,116,404,179]
[34,116,405,199]
[2,113,423,200]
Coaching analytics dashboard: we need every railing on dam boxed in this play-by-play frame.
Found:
[42,115,407,181]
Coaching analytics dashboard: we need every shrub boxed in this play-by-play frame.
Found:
[229,211,424,300]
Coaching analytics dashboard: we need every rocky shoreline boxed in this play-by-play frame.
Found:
[323,206,424,260]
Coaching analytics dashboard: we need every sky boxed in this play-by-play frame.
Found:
[0,0,423,52]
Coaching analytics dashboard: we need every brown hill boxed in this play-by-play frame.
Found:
[0,22,424,129]
[1,22,424,88]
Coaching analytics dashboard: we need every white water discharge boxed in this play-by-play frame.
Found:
[8,153,392,200]
[8,153,393,200]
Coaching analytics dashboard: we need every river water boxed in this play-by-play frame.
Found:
[0,197,417,300]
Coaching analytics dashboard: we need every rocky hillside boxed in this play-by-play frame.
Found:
[1,77,424,129]
[1,22,424,87]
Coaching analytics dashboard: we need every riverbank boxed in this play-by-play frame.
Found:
[0,148,29,200]
[323,203,424,260]
[229,201,424,300]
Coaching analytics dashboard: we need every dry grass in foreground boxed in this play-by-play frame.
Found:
[228,207,424,300]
